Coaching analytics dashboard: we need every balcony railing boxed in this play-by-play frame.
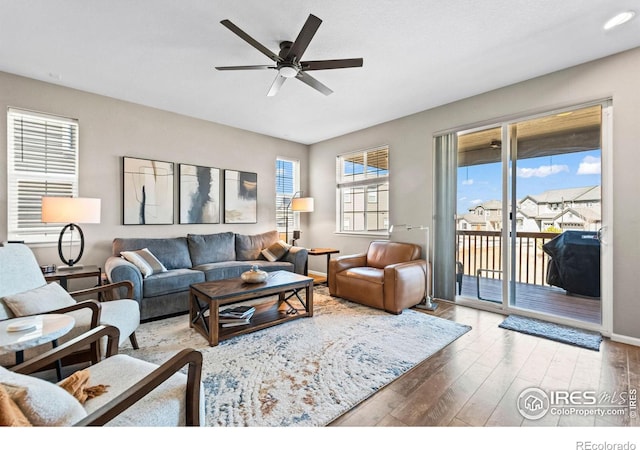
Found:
[456,230,560,286]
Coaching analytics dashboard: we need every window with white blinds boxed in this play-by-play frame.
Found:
[7,108,79,243]
[336,146,389,234]
[276,157,300,234]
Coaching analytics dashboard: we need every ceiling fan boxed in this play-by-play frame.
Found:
[215,14,363,96]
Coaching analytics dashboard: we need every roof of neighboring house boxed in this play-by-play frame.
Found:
[524,186,600,204]
[458,214,489,225]
[553,207,602,222]
[469,200,502,212]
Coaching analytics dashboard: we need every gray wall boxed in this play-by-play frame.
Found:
[308,47,640,339]
[0,71,309,275]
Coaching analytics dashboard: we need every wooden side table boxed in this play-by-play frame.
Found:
[307,248,340,286]
[44,265,102,291]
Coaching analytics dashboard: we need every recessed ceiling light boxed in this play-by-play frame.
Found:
[604,11,636,30]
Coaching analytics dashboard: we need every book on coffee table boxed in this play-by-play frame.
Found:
[220,317,251,327]
[219,305,255,319]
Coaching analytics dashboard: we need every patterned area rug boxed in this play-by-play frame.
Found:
[121,291,471,426]
[499,314,602,351]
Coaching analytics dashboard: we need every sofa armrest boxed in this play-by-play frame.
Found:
[328,253,367,295]
[383,259,428,314]
[105,256,143,303]
[282,246,308,275]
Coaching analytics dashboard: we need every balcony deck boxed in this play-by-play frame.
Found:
[458,274,601,324]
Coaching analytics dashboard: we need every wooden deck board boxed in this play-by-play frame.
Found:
[458,274,601,324]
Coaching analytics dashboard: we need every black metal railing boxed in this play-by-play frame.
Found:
[456,230,560,286]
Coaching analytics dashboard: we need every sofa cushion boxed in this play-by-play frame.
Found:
[235,230,279,261]
[120,248,167,278]
[261,240,291,262]
[112,237,192,270]
[142,269,205,298]
[2,282,76,317]
[187,232,236,266]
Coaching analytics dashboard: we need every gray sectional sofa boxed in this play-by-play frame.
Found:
[105,230,308,321]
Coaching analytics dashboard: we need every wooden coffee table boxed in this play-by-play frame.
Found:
[189,270,314,346]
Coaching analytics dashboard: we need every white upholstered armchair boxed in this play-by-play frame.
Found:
[0,243,140,368]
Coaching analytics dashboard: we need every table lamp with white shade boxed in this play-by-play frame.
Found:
[41,197,101,270]
[388,223,437,311]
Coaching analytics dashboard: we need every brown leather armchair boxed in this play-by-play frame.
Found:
[328,241,427,314]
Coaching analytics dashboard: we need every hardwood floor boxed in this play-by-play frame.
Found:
[328,300,638,427]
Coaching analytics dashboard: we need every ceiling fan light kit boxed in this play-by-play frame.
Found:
[216,14,363,96]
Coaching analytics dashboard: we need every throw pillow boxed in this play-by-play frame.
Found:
[2,282,76,317]
[120,248,167,278]
[261,240,292,262]
[0,366,86,426]
[0,383,31,426]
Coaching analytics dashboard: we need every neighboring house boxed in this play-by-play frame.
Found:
[457,200,502,231]
[520,186,601,231]
[457,186,601,232]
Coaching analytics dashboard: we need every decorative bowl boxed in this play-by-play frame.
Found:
[241,265,268,283]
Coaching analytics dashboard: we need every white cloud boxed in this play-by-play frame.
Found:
[577,156,601,175]
[470,199,483,205]
[462,179,474,185]
[517,164,569,178]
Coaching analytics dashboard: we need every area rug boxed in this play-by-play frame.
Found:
[499,314,602,351]
[121,292,471,426]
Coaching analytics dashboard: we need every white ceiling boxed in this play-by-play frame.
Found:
[1,1,639,145]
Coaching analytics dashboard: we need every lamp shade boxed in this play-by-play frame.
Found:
[291,197,314,212]
[41,197,101,224]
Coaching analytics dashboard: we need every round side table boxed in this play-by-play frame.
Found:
[0,314,75,380]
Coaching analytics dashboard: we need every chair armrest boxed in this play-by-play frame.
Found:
[11,326,202,426]
[383,259,428,314]
[105,256,143,303]
[11,325,120,375]
[330,253,367,273]
[47,299,102,328]
[70,281,134,302]
[74,348,203,427]
[282,246,308,274]
[328,253,367,295]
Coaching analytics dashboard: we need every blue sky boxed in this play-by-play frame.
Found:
[457,149,601,213]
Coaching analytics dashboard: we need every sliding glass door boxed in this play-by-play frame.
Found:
[450,103,609,327]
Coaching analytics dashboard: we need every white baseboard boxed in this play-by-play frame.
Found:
[308,270,325,277]
[610,333,640,347]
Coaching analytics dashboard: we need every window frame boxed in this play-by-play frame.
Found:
[7,107,80,244]
[275,157,301,236]
[335,145,389,236]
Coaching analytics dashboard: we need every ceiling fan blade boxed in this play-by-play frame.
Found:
[220,19,282,63]
[301,58,364,71]
[286,14,322,62]
[267,74,287,97]
[296,71,333,96]
[215,65,275,71]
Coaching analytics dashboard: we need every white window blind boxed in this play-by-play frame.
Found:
[276,157,300,233]
[7,108,79,243]
[336,146,389,234]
